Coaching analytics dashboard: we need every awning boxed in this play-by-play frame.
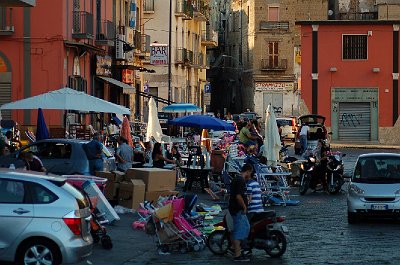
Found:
[97,76,135,94]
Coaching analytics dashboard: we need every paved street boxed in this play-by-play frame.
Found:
[77,148,400,265]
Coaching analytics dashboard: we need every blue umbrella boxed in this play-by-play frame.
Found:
[162,103,202,113]
[36,108,49,141]
[169,115,235,131]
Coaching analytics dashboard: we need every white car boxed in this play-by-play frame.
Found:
[276,117,297,141]
[347,153,400,223]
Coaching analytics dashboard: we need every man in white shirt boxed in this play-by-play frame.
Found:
[299,125,310,154]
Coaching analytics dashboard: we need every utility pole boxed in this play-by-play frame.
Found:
[168,0,172,104]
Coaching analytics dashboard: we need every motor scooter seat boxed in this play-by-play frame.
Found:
[250,211,276,223]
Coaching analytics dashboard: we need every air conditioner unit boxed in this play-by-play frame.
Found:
[116,34,126,60]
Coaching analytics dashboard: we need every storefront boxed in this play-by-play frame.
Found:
[331,88,378,142]
[253,82,297,118]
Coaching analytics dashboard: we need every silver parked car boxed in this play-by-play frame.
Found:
[347,153,400,223]
[0,139,116,175]
[0,170,93,264]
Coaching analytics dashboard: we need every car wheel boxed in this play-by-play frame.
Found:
[17,238,61,265]
[347,212,360,224]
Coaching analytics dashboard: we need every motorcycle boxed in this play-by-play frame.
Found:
[207,211,288,258]
[299,155,326,195]
[326,152,346,194]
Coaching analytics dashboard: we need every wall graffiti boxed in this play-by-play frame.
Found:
[340,113,362,127]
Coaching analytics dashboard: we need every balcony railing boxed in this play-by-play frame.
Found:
[176,48,188,64]
[0,7,14,35]
[339,12,378,20]
[201,27,218,46]
[144,0,155,12]
[95,20,115,46]
[261,58,287,71]
[193,53,205,68]
[175,0,193,20]
[260,21,289,31]
[187,50,194,64]
[72,11,94,39]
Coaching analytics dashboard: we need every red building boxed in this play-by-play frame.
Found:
[0,0,136,129]
[298,21,400,143]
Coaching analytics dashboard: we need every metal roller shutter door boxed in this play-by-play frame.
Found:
[338,102,371,141]
[0,83,11,120]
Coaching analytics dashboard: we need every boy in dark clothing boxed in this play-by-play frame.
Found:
[229,163,252,262]
[83,133,103,175]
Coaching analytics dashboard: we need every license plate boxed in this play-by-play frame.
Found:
[371,204,388,210]
[281,225,289,233]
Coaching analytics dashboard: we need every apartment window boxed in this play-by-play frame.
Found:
[268,41,279,67]
[342,34,368,60]
[268,6,279,22]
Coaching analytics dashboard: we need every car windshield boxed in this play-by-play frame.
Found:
[353,156,400,183]
[277,119,291,126]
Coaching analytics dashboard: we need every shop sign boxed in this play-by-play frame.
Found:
[331,88,378,101]
[150,44,168,65]
[126,27,134,45]
[204,83,211,93]
[255,82,294,91]
[122,69,134,84]
[96,55,112,77]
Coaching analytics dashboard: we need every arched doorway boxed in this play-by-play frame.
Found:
[0,52,12,120]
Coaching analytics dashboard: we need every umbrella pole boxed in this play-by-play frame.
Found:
[63,110,67,138]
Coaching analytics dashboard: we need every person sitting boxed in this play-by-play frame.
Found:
[239,122,259,148]
[152,142,175,168]
[167,146,182,165]
[20,151,46,172]
[362,159,379,178]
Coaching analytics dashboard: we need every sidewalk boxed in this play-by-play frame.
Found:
[330,142,400,149]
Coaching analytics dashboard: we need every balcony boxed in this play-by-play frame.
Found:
[193,53,206,69]
[187,50,194,65]
[72,11,94,39]
[259,21,289,31]
[144,0,154,13]
[176,48,188,64]
[339,12,378,20]
[141,34,151,54]
[133,30,142,50]
[192,0,207,21]
[175,0,193,20]
[261,58,287,71]
[0,7,14,36]
[95,20,115,46]
[201,27,218,47]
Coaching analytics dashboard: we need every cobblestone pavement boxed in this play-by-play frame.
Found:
[77,148,400,265]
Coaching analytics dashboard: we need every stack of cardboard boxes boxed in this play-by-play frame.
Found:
[126,168,178,203]
[96,168,178,210]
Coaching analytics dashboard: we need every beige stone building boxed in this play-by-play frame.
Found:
[142,0,216,115]
[220,0,329,118]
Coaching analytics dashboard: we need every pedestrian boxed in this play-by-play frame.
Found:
[245,168,263,221]
[115,136,133,172]
[228,163,251,262]
[83,133,104,175]
[299,124,310,154]
[152,142,175,168]
[21,151,46,172]
[166,146,182,165]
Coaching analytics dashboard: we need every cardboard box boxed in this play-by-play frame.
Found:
[118,180,146,210]
[145,190,179,202]
[104,181,120,200]
[113,171,126,182]
[96,171,116,181]
[126,168,176,192]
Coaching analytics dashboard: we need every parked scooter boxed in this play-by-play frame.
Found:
[207,211,288,258]
[299,155,326,195]
[326,151,346,194]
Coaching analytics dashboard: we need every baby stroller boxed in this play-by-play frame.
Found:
[145,198,205,254]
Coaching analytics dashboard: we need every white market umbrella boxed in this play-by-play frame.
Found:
[146,97,163,143]
[263,104,282,166]
[0,87,130,115]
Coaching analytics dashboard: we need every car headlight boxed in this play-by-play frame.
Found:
[350,184,364,195]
